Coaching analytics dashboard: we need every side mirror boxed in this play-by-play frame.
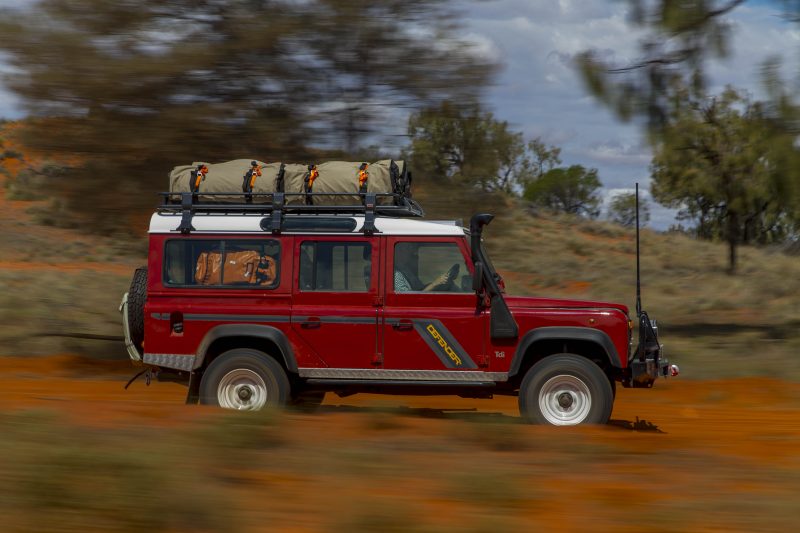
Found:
[472,261,484,292]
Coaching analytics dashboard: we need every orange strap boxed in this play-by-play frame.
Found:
[358,163,369,188]
[194,165,208,190]
[248,163,262,190]
[307,166,319,189]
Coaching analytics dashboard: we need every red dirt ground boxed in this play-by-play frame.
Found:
[1,356,799,532]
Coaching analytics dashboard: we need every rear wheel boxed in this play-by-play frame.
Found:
[200,349,289,410]
[519,354,614,425]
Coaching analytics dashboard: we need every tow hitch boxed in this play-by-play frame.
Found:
[124,367,158,390]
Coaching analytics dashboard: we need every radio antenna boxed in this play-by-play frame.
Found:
[635,183,642,317]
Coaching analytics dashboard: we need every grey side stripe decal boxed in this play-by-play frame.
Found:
[411,319,478,369]
[184,314,290,322]
[292,316,375,325]
[153,313,375,325]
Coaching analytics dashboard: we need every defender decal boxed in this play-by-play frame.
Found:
[426,324,462,366]
[412,319,477,369]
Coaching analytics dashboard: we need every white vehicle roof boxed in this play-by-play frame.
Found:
[149,213,467,236]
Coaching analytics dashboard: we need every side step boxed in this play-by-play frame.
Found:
[305,379,496,387]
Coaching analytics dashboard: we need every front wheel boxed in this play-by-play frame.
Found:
[519,354,614,425]
[200,349,289,410]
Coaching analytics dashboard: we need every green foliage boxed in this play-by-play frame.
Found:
[0,0,495,232]
[407,102,601,210]
[408,101,526,192]
[608,191,650,227]
[408,101,574,195]
[651,86,798,272]
[576,0,747,132]
[526,137,562,181]
[523,164,601,218]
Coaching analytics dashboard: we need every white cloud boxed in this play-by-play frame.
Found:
[584,141,651,166]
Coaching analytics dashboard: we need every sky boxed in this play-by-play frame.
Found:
[1,0,798,229]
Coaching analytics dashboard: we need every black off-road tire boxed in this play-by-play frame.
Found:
[519,354,614,426]
[200,349,290,410]
[127,266,147,353]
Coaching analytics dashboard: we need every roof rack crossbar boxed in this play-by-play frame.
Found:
[363,193,377,235]
[177,192,196,234]
[270,192,284,234]
[158,191,423,234]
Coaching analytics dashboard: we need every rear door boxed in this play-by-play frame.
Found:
[290,236,380,369]
[381,237,486,371]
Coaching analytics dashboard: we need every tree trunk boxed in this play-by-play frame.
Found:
[727,211,739,274]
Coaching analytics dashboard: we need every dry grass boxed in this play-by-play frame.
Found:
[0,269,137,356]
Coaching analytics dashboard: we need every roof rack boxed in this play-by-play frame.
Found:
[158,191,424,235]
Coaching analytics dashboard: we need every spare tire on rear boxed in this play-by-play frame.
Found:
[127,267,147,354]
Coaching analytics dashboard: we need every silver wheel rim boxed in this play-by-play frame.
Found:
[217,369,267,410]
[538,374,591,425]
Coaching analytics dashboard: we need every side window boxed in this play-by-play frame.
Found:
[299,241,371,292]
[394,242,471,293]
[164,239,280,288]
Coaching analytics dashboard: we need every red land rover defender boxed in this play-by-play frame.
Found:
[120,189,677,425]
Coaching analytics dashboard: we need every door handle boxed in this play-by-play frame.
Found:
[170,311,184,335]
[301,317,321,329]
[393,319,413,331]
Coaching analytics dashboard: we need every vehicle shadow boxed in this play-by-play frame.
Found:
[608,417,665,433]
[313,405,666,430]
[316,404,523,423]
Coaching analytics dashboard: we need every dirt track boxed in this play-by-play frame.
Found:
[1,356,800,532]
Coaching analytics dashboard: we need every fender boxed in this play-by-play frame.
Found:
[508,326,622,377]
[194,324,298,372]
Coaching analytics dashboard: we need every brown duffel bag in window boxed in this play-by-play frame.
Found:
[195,251,277,286]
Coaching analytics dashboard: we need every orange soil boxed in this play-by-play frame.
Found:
[1,356,799,531]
